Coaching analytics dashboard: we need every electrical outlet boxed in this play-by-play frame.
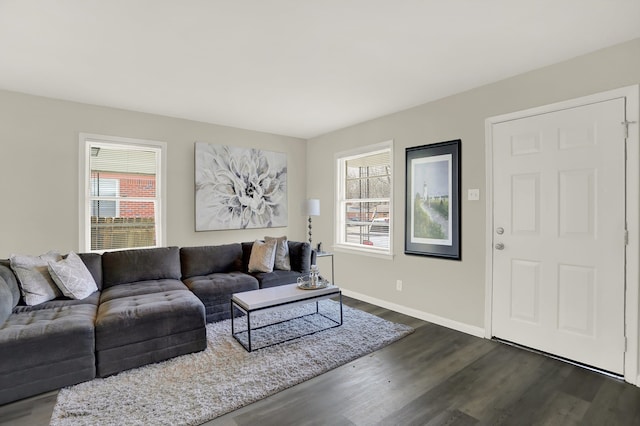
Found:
[396,280,403,291]
[468,189,480,201]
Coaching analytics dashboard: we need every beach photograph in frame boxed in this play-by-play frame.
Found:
[405,139,461,259]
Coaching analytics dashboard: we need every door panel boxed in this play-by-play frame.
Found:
[491,98,626,374]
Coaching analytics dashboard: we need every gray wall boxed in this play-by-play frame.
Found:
[0,91,307,257]
[306,38,640,331]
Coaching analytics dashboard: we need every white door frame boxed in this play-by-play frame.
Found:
[484,85,640,385]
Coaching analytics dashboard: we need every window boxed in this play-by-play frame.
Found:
[336,141,393,256]
[79,134,166,252]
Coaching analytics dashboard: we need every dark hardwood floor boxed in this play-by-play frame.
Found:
[2,297,640,425]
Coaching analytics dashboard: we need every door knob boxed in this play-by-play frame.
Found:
[496,227,504,235]
[495,243,505,250]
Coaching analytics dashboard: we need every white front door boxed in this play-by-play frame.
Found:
[491,98,626,374]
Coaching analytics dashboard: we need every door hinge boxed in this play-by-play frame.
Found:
[625,229,629,245]
[622,121,638,139]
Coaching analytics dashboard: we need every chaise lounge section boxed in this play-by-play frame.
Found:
[96,247,207,377]
[0,257,99,405]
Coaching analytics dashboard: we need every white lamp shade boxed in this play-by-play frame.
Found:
[302,199,320,216]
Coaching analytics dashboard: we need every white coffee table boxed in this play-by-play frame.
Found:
[231,283,342,352]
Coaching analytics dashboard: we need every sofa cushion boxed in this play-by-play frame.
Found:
[48,252,98,300]
[0,264,20,308]
[102,247,181,288]
[0,303,97,372]
[241,242,254,271]
[10,252,63,305]
[288,241,312,274]
[243,241,311,274]
[180,244,242,279]
[183,272,258,322]
[253,270,305,289]
[77,252,103,290]
[11,292,100,311]
[0,278,12,324]
[265,236,291,271]
[95,288,205,352]
[248,239,277,273]
[99,279,188,304]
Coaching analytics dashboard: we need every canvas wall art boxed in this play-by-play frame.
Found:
[405,139,461,259]
[195,142,288,231]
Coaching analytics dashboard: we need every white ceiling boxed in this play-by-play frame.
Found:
[1,1,639,139]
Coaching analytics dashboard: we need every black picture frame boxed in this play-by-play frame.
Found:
[405,139,461,260]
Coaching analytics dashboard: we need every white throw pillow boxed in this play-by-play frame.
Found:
[248,239,277,273]
[48,252,98,300]
[10,251,63,305]
[265,236,291,271]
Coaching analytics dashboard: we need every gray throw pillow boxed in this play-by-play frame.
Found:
[248,239,277,273]
[265,236,291,271]
[48,252,98,300]
[10,251,63,305]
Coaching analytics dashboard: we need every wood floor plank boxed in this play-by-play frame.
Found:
[377,344,531,425]
[581,377,640,425]
[487,356,578,425]
[0,391,57,426]
[532,391,591,426]
[559,368,607,403]
[456,346,551,421]
[425,409,479,426]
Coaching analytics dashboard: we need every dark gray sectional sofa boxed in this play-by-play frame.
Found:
[0,240,312,405]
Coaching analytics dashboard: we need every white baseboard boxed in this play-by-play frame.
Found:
[341,289,486,338]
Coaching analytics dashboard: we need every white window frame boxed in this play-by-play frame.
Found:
[79,133,167,252]
[334,140,393,258]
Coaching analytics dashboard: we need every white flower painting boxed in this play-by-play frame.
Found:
[195,142,288,231]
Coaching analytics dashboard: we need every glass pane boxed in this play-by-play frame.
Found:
[345,151,389,174]
[91,201,156,250]
[90,177,118,197]
[90,147,157,175]
[343,201,390,249]
[344,151,391,200]
[91,200,117,217]
[345,176,390,199]
[90,146,157,198]
[90,173,156,198]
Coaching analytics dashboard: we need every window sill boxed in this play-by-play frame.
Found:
[332,244,394,260]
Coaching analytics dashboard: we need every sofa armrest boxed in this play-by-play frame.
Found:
[0,263,21,307]
[0,275,13,325]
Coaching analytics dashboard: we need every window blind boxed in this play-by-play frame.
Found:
[88,143,159,251]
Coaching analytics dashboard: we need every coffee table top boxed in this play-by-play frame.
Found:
[232,283,340,311]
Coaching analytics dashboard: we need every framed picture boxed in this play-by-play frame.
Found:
[405,139,461,259]
[195,142,288,231]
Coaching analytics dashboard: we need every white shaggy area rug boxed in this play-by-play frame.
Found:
[50,300,413,426]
